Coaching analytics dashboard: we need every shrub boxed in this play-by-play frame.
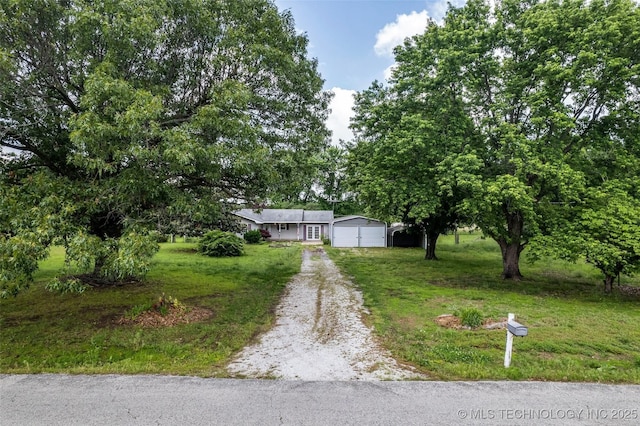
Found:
[125,293,186,319]
[198,230,244,257]
[259,229,271,239]
[150,231,168,243]
[455,307,484,328]
[152,293,186,316]
[243,229,262,244]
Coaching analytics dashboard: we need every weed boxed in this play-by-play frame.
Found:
[455,307,484,328]
[126,302,153,320]
[152,293,186,316]
[131,329,144,350]
[431,343,490,364]
[125,293,187,319]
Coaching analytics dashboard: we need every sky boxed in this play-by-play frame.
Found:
[274,0,466,145]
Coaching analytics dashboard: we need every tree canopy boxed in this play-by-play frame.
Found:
[0,0,330,296]
[347,0,640,282]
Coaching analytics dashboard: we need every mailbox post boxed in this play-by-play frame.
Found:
[504,313,528,368]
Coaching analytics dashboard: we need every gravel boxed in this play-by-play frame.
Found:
[227,247,424,381]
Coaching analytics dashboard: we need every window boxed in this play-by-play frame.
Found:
[278,224,289,232]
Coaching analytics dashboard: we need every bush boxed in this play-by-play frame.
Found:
[455,307,484,328]
[243,230,262,244]
[198,230,244,257]
[259,229,271,239]
[150,231,168,243]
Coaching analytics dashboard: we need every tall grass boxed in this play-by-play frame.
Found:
[327,234,640,383]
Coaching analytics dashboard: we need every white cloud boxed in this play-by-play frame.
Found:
[383,63,397,82]
[373,2,470,82]
[374,10,430,57]
[326,87,356,145]
[428,0,468,23]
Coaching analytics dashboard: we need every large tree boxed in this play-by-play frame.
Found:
[347,77,474,260]
[361,0,639,278]
[531,179,640,293]
[0,0,330,296]
[530,113,640,292]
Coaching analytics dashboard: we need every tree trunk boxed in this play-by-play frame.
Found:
[88,211,123,278]
[424,231,439,260]
[498,240,524,280]
[604,275,614,293]
[93,254,106,278]
[495,210,526,280]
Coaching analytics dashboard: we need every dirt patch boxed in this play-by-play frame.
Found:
[116,306,213,328]
[227,248,425,381]
[435,314,507,330]
[435,314,462,328]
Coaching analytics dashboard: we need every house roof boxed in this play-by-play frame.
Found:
[303,210,334,222]
[234,209,334,224]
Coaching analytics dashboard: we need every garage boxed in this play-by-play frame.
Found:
[387,225,424,248]
[331,216,386,248]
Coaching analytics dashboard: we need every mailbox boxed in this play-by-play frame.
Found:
[507,320,528,337]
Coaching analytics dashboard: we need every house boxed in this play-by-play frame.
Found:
[233,209,388,247]
[234,209,333,242]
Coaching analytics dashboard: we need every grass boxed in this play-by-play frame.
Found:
[2,234,639,382]
[326,233,640,383]
[0,242,301,376]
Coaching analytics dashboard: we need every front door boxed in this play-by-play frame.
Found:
[307,225,321,241]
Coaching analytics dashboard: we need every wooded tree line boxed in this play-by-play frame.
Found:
[1,0,330,296]
[347,0,640,292]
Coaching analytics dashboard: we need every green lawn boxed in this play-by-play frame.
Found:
[326,234,640,383]
[0,242,301,376]
[2,235,639,382]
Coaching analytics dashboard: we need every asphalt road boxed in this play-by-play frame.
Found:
[1,375,639,425]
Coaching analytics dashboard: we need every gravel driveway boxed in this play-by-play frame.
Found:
[227,247,423,380]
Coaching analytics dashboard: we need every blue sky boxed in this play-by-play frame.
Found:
[274,0,466,144]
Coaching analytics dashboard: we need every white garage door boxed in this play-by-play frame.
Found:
[333,226,386,247]
[359,226,386,247]
[332,226,359,247]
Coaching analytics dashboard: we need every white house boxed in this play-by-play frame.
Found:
[233,209,387,247]
[233,209,333,242]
